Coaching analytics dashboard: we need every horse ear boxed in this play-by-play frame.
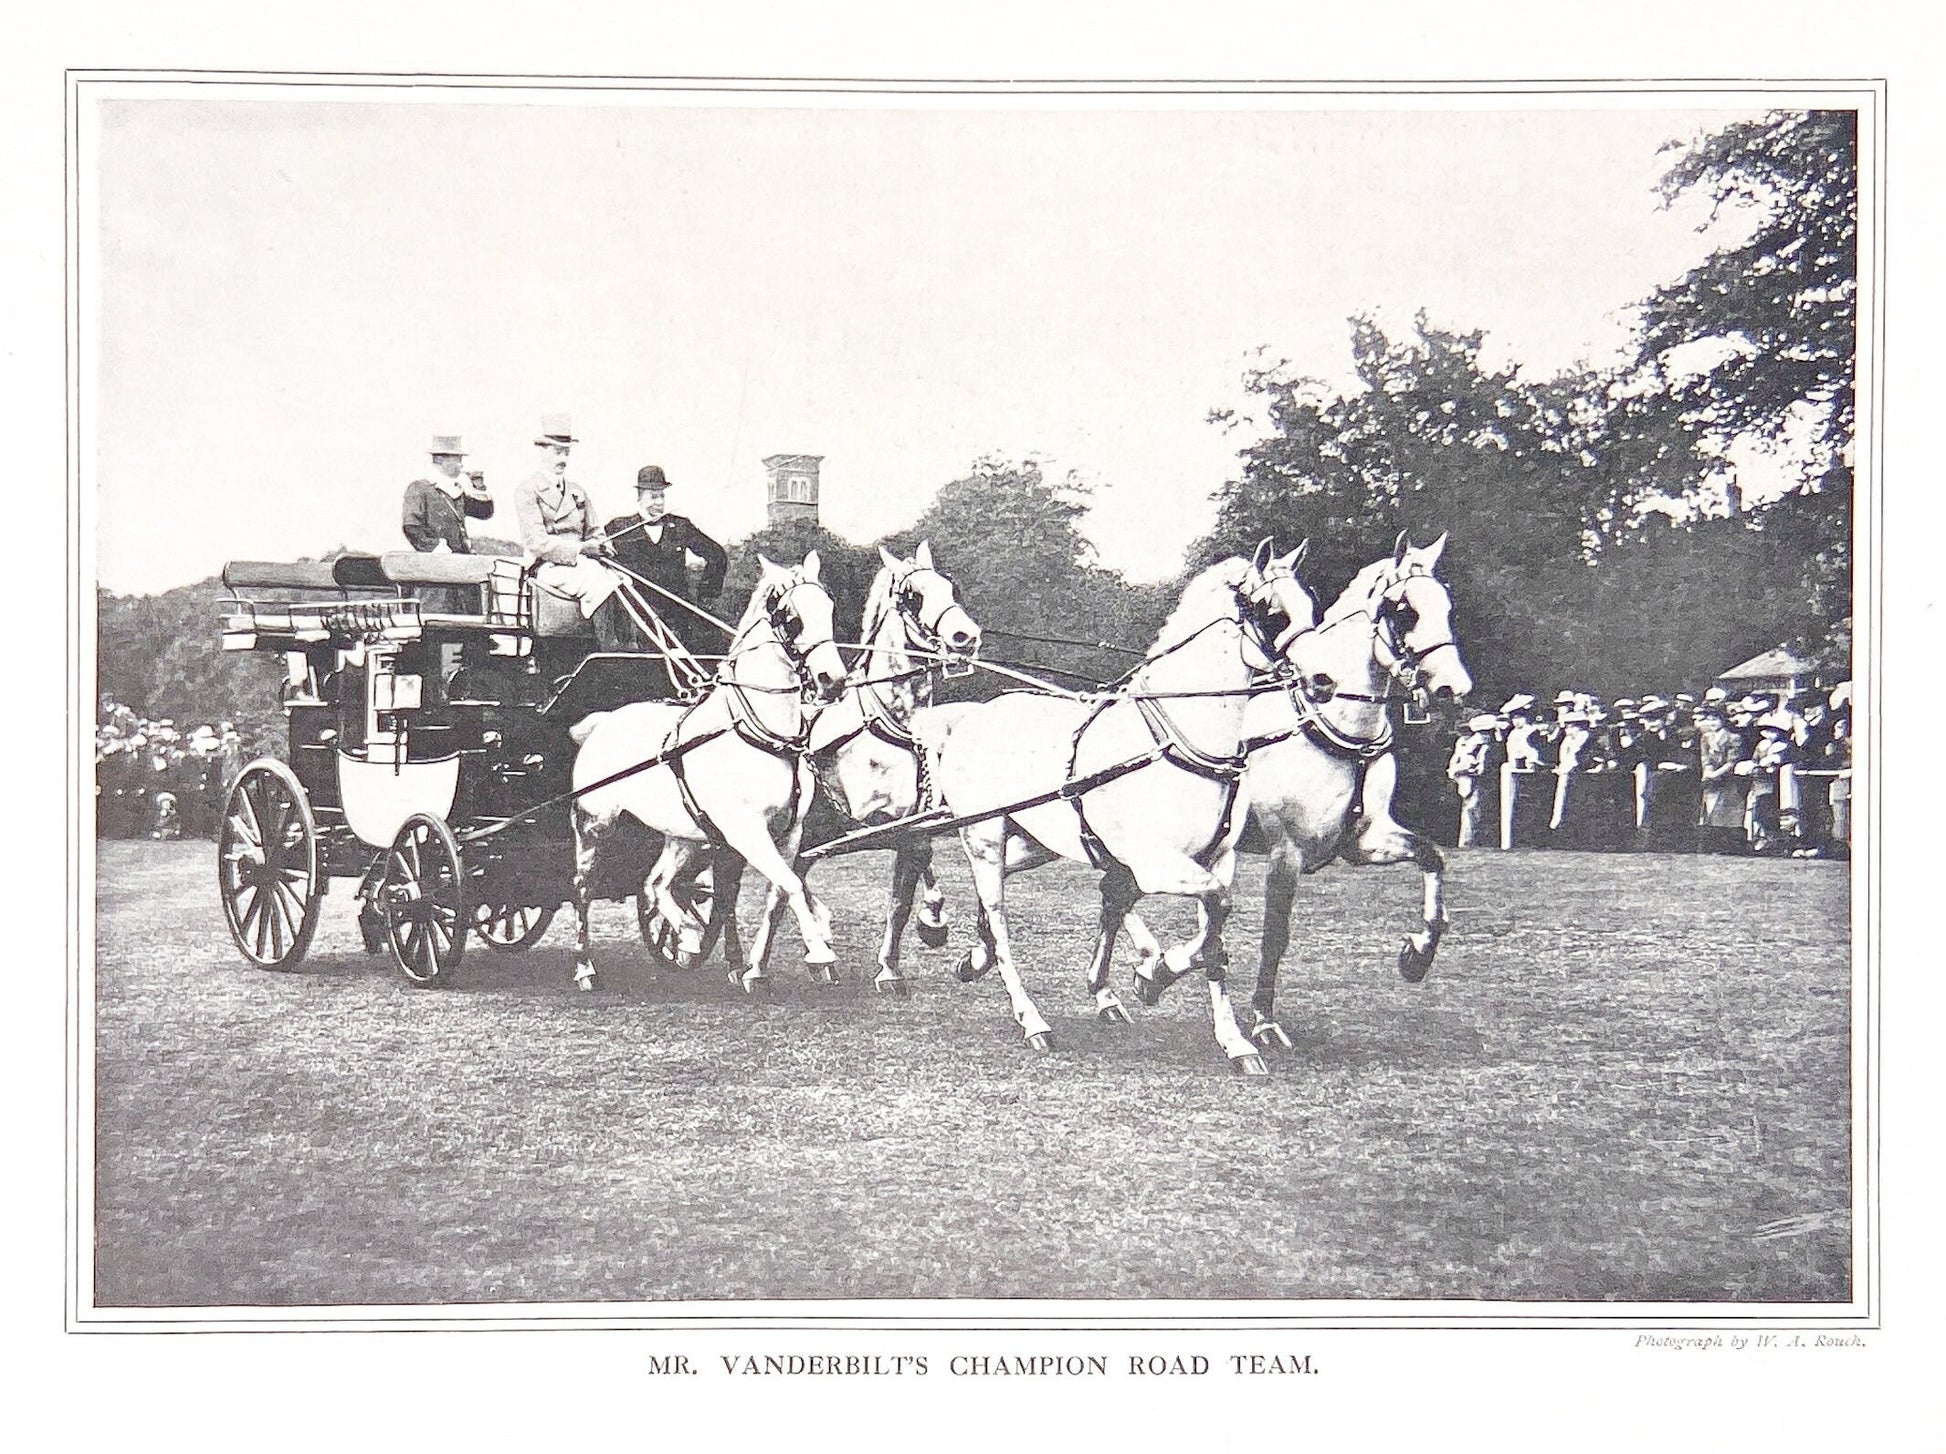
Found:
[879,544,902,571]
[802,549,823,581]
[1392,530,1410,565]
[1284,538,1309,569]
[915,540,934,570]
[1252,538,1274,574]
[756,552,779,577]
[1423,532,1448,568]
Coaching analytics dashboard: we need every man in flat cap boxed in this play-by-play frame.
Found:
[512,414,625,633]
[601,465,728,651]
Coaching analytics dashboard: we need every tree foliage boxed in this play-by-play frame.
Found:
[1640,110,1857,467]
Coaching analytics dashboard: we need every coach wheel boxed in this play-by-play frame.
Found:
[474,902,556,952]
[218,759,323,971]
[637,863,715,970]
[380,813,469,987]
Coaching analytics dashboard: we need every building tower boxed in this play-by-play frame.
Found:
[763,453,822,530]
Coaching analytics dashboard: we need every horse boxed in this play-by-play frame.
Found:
[714,541,983,995]
[1128,533,1474,1051]
[910,541,1318,1073]
[564,551,848,992]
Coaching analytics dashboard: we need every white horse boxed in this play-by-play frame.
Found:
[1129,534,1475,1049]
[715,541,983,994]
[565,552,848,992]
[911,541,1317,1073]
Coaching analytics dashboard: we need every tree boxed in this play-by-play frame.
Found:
[907,456,1168,694]
[1630,110,1857,667]
[1639,110,1857,472]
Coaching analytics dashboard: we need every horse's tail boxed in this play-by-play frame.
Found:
[568,711,611,747]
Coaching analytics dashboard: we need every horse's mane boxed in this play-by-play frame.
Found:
[1324,558,1401,625]
[1147,558,1250,658]
[732,569,791,643]
[858,563,899,650]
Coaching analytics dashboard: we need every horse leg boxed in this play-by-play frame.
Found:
[914,851,949,948]
[1348,812,1449,983]
[1087,864,1141,1023]
[701,852,746,973]
[1124,850,1263,1073]
[1120,912,1166,989]
[957,897,996,983]
[958,821,1054,1050]
[874,844,928,997]
[716,812,837,978]
[743,875,796,994]
[1247,846,1300,1051]
[569,806,607,991]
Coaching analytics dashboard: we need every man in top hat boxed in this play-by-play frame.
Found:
[402,433,495,615]
[402,434,493,556]
[601,465,728,652]
[512,414,625,628]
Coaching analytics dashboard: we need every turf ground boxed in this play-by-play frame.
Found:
[91,839,1852,1306]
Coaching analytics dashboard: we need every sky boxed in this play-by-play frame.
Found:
[87,90,1771,596]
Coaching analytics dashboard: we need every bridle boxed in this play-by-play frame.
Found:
[888,566,977,673]
[727,575,843,715]
[1364,566,1461,705]
[1233,562,1317,669]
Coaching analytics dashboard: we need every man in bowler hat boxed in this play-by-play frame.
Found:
[601,465,728,651]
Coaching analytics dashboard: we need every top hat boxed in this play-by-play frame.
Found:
[636,464,674,490]
[430,434,465,457]
[534,413,578,446]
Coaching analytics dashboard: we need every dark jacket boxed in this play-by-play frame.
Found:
[602,512,728,605]
[402,477,494,554]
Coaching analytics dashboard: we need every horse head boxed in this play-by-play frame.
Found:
[876,540,982,668]
[1237,537,1321,670]
[754,551,849,705]
[1370,532,1473,707]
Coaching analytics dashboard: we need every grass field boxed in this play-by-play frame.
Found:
[92,838,1852,1306]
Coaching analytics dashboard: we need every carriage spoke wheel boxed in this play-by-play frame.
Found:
[637,862,716,971]
[218,758,321,971]
[474,901,556,952]
[380,813,468,987]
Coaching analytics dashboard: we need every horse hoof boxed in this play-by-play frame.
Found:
[1250,1020,1293,1052]
[675,949,704,972]
[810,963,840,986]
[1026,1031,1056,1054]
[1097,1002,1132,1025]
[1134,972,1173,1009]
[743,976,772,1000]
[875,976,910,999]
[1232,1053,1270,1077]
[916,919,949,949]
[574,971,598,993]
[1398,938,1436,984]
[956,952,989,984]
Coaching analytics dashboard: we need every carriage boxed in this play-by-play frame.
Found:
[214,550,709,985]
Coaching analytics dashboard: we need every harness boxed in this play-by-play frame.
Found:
[669,581,827,844]
[1058,612,1261,873]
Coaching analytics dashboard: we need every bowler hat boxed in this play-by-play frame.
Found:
[636,464,674,490]
[534,413,578,446]
[430,434,465,457]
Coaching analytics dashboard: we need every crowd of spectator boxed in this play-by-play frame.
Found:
[95,698,249,840]
[1443,682,1852,857]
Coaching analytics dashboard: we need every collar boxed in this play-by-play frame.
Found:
[433,477,466,499]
